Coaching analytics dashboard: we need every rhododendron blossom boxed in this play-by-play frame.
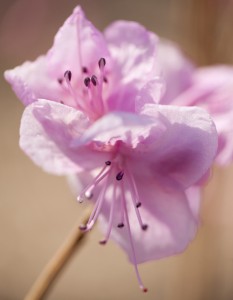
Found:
[5,6,218,291]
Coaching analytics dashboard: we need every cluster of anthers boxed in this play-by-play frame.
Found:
[58,57,108,120]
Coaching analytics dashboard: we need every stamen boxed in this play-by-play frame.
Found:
[85,167,113,231]
[77,162,111,203]
[84,77,91,87]
[125,167,148,231]
[105,161,111,166]
[118,186,125,227]
[116,171,124,181]
[99,180,117,245]
[98,57,106,69]
[58,78,63,84]
[88,73,105,116]
[91,75,98,86]
[120,180,147,292]
[63,70,85,110]
[64,70,72,81]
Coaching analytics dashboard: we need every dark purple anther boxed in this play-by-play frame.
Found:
[136,202,141,208]
[117,223,124,228]
[103,76,108,83]
[99,240,107,245]
[105,161,111,166]
[79,224,87,231]
[84,77,91,87]
[91,75,98,86]
[64,70,72,81]
[82,66,88,73]
[142,224,148,231]
[116,171,124,181]
[98,57,106,69]
[58,78,63,84]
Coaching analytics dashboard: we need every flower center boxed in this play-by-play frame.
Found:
[58,57,108,120]
[77,159,148,292]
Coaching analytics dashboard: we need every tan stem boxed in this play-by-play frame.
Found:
[24,207,92,300]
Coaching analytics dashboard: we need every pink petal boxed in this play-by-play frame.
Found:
[104,21,160,111]
[99,176,197,264]
[157,40,195,104]
[4,56,65,106]
[174,66,233,165]
[74,111,165,151]
[47,6,109,80]
[20,100,108,175]
[139,104,218,188]
[185,186,202,221]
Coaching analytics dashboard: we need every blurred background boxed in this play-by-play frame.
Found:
[1,0,233,299]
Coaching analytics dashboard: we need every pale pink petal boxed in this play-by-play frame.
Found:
[4,6,109,108]
[99,177,197,264]
[174,66,233,165]
[157,40,194,104]
[135,79,164,112]
[139,104,218,188]
[104,21,160,111]
[73,111,165,151]
[185,186,202,221]
[105,21,158,83]
[47,6,109,81]
[20,100,108,175]
[4,56,65,106]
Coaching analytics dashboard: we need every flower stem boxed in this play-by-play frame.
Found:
[24,207,92,300]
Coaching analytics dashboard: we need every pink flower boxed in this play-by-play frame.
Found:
[5,6,218,291]
[158,40,233,166]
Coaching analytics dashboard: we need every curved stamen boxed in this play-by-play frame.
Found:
[99,178,117,245]
[64,70,86,111]
[117,190,125,228]
[77,162,111,203]
[82,166,113,231]
[91,75,98,86]
[98,57,107,112]
[125,166,148,231]
[85,74,103,116]
[64,70,72,81]
[121,180,148,293]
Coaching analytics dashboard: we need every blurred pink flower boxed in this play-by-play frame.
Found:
[158,40,233,166]
[4,6,218,291]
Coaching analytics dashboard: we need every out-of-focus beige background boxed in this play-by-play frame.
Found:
[1,1,233,299]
